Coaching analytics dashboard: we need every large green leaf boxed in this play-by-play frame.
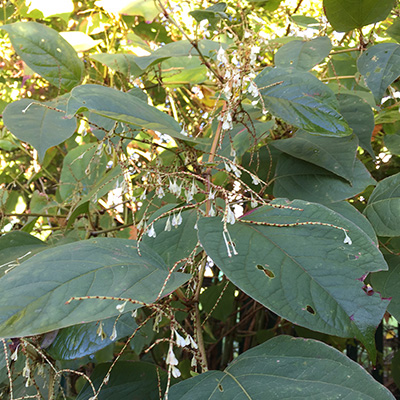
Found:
[273,154,375,204]
[272,130,358,182]
[371,254,400,321]
[323,0,394,32]
[77,361,167,400]
[0,21,83,91]
[357,43,400,104]
[274,36,332,71]
[65,84,195,142]
[90,53,143,77]
[46,313,137,360]
[59,142,108,202]
[254,67,352,136]
[0,238,190,338]
[169,336,394,399]
[364,172,400,236]
[3,96,77,161]
[197,199,388,355]
[0,231,47,274]
[336,93,375,157]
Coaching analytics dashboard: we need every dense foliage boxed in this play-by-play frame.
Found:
[1,0,400,398]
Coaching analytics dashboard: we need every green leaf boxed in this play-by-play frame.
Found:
[274,36,332,71]
[323,0,394,32]
[254,67,352,136]
[197,199,388,355]
[327,201,377,243]
[65,84,195,142]
[273,154,375,204]
[160,56,207,85]
[272,130,358,182]
[0,231,47,277]
[59,142,108,202]
[336,93,375,157]
[190,3,229,27]
[77,361,167,400]
[364,172,400,236]
[90,53,143,77]
[385,133,400,155]
[3,96,77,161]
[142,208,199,267]
[133,39,224,70]
[0,238,190,338]
[169,336,394,399]
[290,15,320,28]
[357,43,400,104]
[0,21,83,91]
[386,18,400,43]
[371,254,400,321]
[46,313,137,360]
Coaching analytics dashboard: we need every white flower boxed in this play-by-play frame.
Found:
[247,81,258,97]
[230,163,241,178]
[164,216,172,232]
[250,194,258,208]
[116,301,127,313]
[208,189,216,200]
[10,347,18,361]
[174,330,186,347]
[140,189,147,200]
[147,225,156,238]
[110,325,117,341]
[172,211,183,227]
[156,186,165,199]
[208,204,216,217]
[252,175,260,185]
[189,336,198,349]
[344,231,352,245]
[166,346,178,366]
[97,322,106,340]
[169,178,182,196]
[191,356,197,367]
[224,161,231,172]
[225,206,236,225]
[171,365,181,378]
[217,47,227,64]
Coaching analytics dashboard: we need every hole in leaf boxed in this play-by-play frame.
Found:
[256,265,275,278]
[218,384,224,392]
[305,305,315,314]
[362,284,374,296]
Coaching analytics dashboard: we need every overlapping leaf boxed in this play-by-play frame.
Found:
[169,336,394,399]
[46,313,137,360]
[273,154,375,204]
[3,96,77,161]
[272,130,358,182]
[371,255,400,321]
[358,44,400,104]
[90,53,143,77]
[0,21,83,91]
[364,172,400,236]
[274,36,332,71]
[65,84,195,142]
[0,238,190,338]
[324,0,394,32]
[198,199,388,355]
[253,67,352,136]
[336,93,375,156]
